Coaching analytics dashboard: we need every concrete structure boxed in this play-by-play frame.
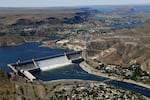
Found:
[20,70,36,81]
[8,51,83,82]
[7,64,18,73]
[36,56,72,71]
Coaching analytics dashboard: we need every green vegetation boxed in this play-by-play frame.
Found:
[95,64,150,84]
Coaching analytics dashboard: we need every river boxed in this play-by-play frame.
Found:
[0,42,150,98]
[110,22,148,29]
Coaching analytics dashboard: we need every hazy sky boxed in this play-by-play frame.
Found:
[0,0,149,7]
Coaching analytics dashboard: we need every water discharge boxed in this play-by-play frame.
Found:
[36,56,72,71]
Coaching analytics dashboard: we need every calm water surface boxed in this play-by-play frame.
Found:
[0,42,68,71]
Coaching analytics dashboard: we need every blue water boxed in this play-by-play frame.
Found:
[91,7,149,29]
[90,7,114,12]
[31,64,107,81]
[110,22,147,29]
[133,8,150,13]
[91,6,150,13]
[110,80,150,98]
[48,36,61,40]
[0,42,150,98]
[0,42,68,71]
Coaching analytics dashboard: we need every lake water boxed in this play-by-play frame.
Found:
[0,42,150,98]
[0,42,68,71]
[48,36,61,40]
[91,6,150,13]
[110,22,147,29]
[133,8,150,13]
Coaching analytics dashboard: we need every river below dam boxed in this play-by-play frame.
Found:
[0,42,150,98]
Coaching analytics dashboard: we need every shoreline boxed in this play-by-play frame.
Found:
[43,79,95,84]
[0,40,41,47]
[79,61,150,89]
[0,40,65,50]
[0,42,25,47]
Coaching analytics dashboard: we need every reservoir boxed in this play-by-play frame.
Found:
[0,42,68,71]
[110,22,148,29]
[0,42,150,98]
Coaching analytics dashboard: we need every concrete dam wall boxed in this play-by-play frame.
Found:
[36,55,72,71]
[8,51,83,81]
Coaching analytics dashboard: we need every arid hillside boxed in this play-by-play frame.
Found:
[0,8,97,46]
[0,69,147,100]
[0,70,15,100]
[88,24,150,73]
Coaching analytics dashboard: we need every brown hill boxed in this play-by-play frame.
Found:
[0,69,15,100]
[88,39,150,73]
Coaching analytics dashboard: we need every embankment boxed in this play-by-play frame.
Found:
[79,61,150,89]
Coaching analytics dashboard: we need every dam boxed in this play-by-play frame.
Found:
[4,43,150,98]
[8,51,83,81]
[36,55,72,71]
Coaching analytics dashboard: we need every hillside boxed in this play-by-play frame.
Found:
[87,24,150,73]
[0,69,15,100]
[0,8,98,46]
[0,69,147,100]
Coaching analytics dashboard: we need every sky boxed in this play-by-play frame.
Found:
[0,0,149,7]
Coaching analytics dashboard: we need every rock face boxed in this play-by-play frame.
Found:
[62,16,84,24]
[0,69,11,80]
[12,15,85,26]
[0,70,14,100]
[10,9,98,26]
[12,19,33,26]
[46,17,60,24]
[141,59,150,74]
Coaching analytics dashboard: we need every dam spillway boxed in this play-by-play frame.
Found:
[36,55,72,71]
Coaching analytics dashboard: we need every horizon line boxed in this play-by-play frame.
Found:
[0,4,150,8]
